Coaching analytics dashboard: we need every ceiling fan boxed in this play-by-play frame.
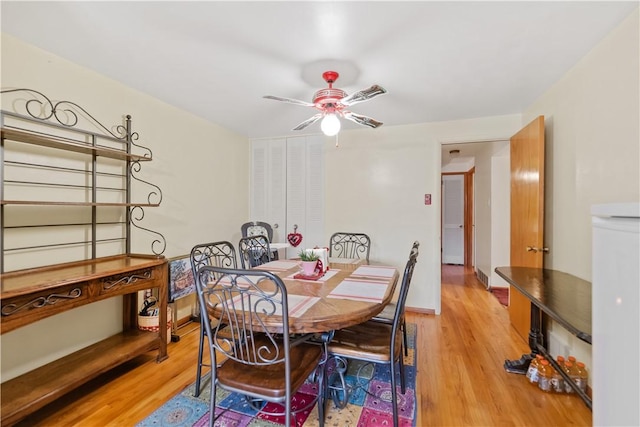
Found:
[263,71,387,136]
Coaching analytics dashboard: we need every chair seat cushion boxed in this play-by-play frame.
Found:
[328,321,402,362]
[218,336,323,400]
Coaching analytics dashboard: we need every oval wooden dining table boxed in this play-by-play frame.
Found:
[210,258,399,335]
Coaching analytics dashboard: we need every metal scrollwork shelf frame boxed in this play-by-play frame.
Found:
[102,269,152,290]
[1,288,83,316]
[0,88,166,273]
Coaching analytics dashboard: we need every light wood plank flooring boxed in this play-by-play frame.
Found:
[14,265,592,426]
[414,265,591,426]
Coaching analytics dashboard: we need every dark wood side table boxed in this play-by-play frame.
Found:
[495,266,592,409]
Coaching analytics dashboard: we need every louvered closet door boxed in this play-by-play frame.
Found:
[285,135,325,258]
[250,138,286,243]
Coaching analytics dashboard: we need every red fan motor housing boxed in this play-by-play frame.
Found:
[313,71,346,110]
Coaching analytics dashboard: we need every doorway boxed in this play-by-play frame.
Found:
[440,140,509,284]
[442,174,464,264]
[441,173,474,266]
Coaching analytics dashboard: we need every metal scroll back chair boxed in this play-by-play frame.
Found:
[241,221,274,242]
[193,266,327,427]
[241,221,279,260]
[371,241,420,356]
[329,232,371,263]
[327,244,419,427]
[238,235,273,268]
[189,241,237,397]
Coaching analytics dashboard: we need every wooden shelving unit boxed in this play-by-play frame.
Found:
[0,89,168,426]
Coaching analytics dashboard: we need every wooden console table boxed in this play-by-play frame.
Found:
[0,254,168,426]
[495,266,592,409]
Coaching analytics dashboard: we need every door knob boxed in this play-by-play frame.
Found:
[526,246,549,253]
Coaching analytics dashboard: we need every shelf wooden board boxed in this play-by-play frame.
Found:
[1,254,165,297]
[1,200,160,207]
[0,330,165,427]
[1,127,151,162]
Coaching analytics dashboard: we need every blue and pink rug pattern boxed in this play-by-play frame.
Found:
[137,323,417,427]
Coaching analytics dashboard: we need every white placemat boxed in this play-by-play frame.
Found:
[287,294,320,317]
[327,278,389,303]
[351,265,396,278]
[253,260,300,271]
[227,293,319,317]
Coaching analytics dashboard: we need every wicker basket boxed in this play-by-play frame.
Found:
[138,306,172,343]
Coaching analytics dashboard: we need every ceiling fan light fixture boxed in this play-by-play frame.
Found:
[321,113,341,136]
[264,70,386,134]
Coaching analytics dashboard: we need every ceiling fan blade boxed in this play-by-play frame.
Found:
[343,111,383,129]
[340,85,387,106]
[293,113,323,131]
[263,95,314,107]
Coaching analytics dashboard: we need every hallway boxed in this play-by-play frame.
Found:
[407,264,592,426]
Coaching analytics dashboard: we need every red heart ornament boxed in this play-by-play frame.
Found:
[287,232,303,247]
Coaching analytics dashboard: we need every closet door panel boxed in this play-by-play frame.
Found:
[286,137,307,258]
[252,136,324,259]
[250,138,286,242]
[304,135,325,249]
[267,138,287,242]
[250,141,268,221]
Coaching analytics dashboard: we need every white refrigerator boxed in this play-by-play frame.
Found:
[592,203,640,426]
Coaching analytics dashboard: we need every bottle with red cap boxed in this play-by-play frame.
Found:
[537,359,554,392]
[526,354,544,385]
[563,360,579,393]
[551,355,566,393]
[574,362,589,393]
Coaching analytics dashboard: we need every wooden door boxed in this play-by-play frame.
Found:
[442,174,465,264]
[509,116,545,341]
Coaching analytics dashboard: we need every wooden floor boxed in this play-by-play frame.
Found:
[15,265,592,426]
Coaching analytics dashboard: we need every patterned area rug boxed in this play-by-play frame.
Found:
[137,323,417,427]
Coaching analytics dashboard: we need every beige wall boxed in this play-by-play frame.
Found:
[523,9,640,281]
[490,144,511,288]
[522,9,639,373]
[0,34,250,380]
[324,115,522,314]
[473,143,496,282]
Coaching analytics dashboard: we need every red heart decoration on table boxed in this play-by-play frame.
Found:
[287,232,303,247]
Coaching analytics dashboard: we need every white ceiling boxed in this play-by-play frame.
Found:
[2,1,637,139]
